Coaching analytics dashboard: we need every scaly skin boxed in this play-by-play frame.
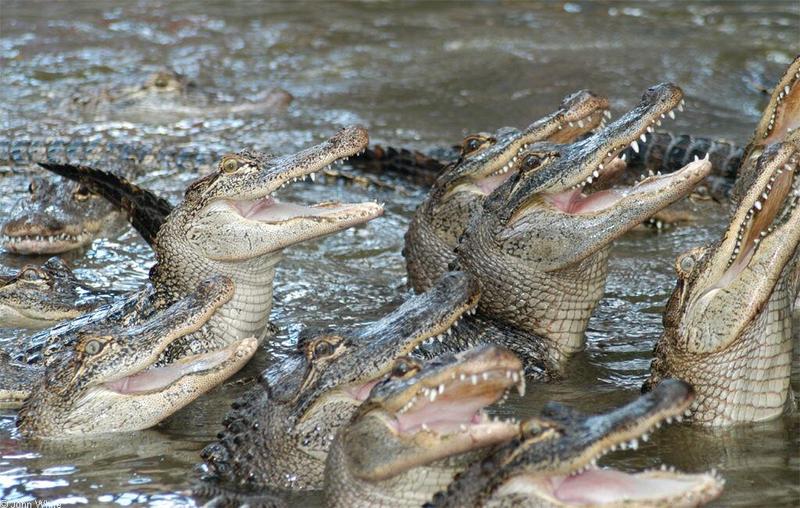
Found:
[16,276,258,438]
[645,138,800,426]
[64,67,293,123]
[1,135,222,254]
[197,271,481,499]
[0,257,101,329]
[11,127,382,392]
[325,345,526,508]
[426,380,723,508]
[405,89,611,291]
[424,84,711,374]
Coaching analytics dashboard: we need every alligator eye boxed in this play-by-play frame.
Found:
[72,186,92,202]
[521,153,542,171]
[28,181,37,194]
[679,255,695,273]
[83,339,103,355]
[154,76,169,88]
[222,158,240,174]
[461,135,490,156]
[313,340,334,358]
[20,267,46,281]
[391,357,421,379]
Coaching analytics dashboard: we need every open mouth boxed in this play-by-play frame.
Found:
[762,63,800,145]
[2,231,94,254]
[502,382,724,506]
[103,338,257,395]
[387,360,525,438]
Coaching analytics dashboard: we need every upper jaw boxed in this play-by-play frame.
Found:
[753,56,800,150]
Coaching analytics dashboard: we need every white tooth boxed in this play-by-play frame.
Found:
[460,374,466,381]
[421,423,430,431]
[668,110,675,120]
[604,111,612,119]
[647,126,654,133]
[598,164,604,170]
[429,390,437,402]
[310,172,316,182]
[677,102,684,112]
[621,153,627,161]
[642,433,650,442]
[577,120,584,128]
[592,170,599,178]
[511,372,519,382]
[660,113,665,119]
[631,140,639,153]
[482,372,489,381]
[471,375,478,385]
[586,176,593,184]
[640,133,647,142]
[785,85,791,95]
[656,119,662,126]
[754,200,762,210]
[694,155,699,162]
[459,424,467,431]
[629,439,639,450]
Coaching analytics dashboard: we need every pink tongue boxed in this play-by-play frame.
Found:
[104,349,231,394]
[547,189,622,214]
[477,170,516,194]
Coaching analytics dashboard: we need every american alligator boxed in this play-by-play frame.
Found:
[426,379,724,507]
[11,126,382,378]
[324,345,527,508]
[196,271,482,498]
[15,276,258,437]
[0,257,102,329]
[416,84,712,374]
[404,89,611,291]
[644,137,800,426]
[1,135,222,254]
[65,67,293,123]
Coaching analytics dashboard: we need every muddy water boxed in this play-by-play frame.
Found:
[0,1,798,506]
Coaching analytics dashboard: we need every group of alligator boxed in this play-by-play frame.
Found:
[0,56,797,507]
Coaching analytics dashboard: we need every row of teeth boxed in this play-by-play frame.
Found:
[2,233,84,244]
[417,307,477,348]
[559,110,613,131]
[764,74,797,137]
[729,158,798,266]
[275,150,367,189]
[570,100,685,191]
[569,408,692,476]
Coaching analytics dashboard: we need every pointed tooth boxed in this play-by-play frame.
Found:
[668,110,675,120]
[631,140,639,153]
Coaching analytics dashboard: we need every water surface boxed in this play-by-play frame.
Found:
[0,1,798,506]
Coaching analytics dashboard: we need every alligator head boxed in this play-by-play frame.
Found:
[150,126,383,349]
[426,380,723,507]
[198,271,481,494]
[646,138,800,425]
[456,83,711,364]
[405,90,611,291]
[1,176,122,254]
[0,257,96,329]
[324,344,525,508]
[17,276,258,438]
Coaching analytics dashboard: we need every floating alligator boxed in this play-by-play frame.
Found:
[197,271,483,497]
[64,67,293,123]
[645,135,800,426]
[411,84,711,375]
[1,126,384,437]
[426,379,724,508]
[324,344,527,508]
[0,257,104,329]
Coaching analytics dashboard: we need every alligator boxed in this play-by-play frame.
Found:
[0,257,103,329]
[64,67,293,123]
[196,271,483,499]
[414,84,712,374]
[644,137,799,426]
[9,126,382,382]
[14,276,259,437]
[425,379,724,507]
[1,135,222,254]
[404,89,611,291]
[324,344,527,508]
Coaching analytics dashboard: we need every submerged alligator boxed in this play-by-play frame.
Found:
[645,135,800,426]
[324,345,527,508]
[0,257,103,329]
[426,379,724,507]
[197,271,484,497]
[411,84,711,375]
[64,67,293,123]
[0,126,384,436]
[1,136,222,254]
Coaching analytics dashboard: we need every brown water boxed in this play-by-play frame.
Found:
[0,1,798,506]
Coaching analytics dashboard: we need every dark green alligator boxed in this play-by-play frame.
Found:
[645,135,799,426]
[196,271,484,499]
[64,67,293,123]
[426,379,724,507]
[324,345,526,508]
[1,135,221,254]
[404,89,611,291]
[0,257,104,329]
[2,127,383,436]
[14,276,259,438]
[414,84,711,375]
